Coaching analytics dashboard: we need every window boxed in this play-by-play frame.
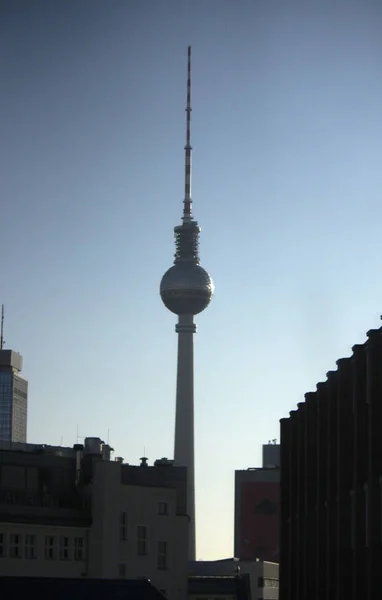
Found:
[74,537,84,561]
[137,526,148,556]
[158,502,169,515]
[157,541,168,570]
[45,536,55,560]
[254,499,277,515]
[119,563,126,578]
[351,489,356,550]
[365,483,369,548]
[259,577,279,588]
[120,511,127,541]
[25,535,36,559]
[0,533,5,558]
[59,536,70,560]
[10,534,22,558]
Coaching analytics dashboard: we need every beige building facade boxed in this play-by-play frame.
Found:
[0,439,188,600]
[188,558,279,600]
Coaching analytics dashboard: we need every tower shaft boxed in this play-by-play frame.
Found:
[174,313,196,560]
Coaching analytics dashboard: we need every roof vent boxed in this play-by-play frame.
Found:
[154,457,174,467]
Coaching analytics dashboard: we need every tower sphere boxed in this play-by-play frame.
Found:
[160,263,214,315]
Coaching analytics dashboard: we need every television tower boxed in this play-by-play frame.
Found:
[160,47,214,560]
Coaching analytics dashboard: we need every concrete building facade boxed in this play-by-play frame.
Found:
[0,438,188,600]
[189,558,279,600]
[279,325,382,600]
[234,445,280,562]
[0,350,28,443]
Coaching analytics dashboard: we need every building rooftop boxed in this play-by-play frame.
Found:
[188,574,251,600]
[0,577,166,600]
[0,436,187,525]
[0,349,23,371]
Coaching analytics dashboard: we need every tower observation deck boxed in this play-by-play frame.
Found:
[160,47,214,560]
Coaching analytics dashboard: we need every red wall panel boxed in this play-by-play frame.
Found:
[239,481,279,561]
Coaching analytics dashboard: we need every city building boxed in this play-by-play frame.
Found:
[188,573,251,600]
[0,437,188,600]
[234,444,280,562]
[0,576,167,600]
[279,324,382,600]
[0,349,28,443]
[189,558,279,600]
[160,46,214,561]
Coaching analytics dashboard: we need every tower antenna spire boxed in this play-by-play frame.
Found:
[183,46,192,221]
[1,305,5,350]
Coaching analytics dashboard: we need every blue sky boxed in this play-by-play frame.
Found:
[1,0,382,559]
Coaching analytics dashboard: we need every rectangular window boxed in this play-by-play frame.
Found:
[261,578,279,588]
[25,535,36,559]
[59,536,70,560]
[137,525,148,556]
[157,541,168,570]
[120,511,128,541]
[119,563,126,578]
[158,502,169,515]
[10,534,22,558]
[351,490,356,550]
[365,484,369,548]
[74,537,84,561]
[45,536,55,560]
[0,533,5,558]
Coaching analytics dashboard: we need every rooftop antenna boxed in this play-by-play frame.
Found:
[76,425,86,443]
[1,305,5,350]
[183,45,193,222]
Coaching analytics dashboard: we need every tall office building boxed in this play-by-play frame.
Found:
[0,350,28,443]
[279,325,382,600]
[234,443,280,562]
[160,47,214,560]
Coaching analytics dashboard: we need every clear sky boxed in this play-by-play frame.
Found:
[1,0,382,559]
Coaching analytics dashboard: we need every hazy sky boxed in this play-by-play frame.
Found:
[1,0,382,559]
